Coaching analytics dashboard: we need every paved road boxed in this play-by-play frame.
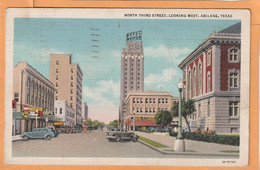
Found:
[12,130,238,158]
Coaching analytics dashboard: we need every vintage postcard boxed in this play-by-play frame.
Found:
[5,8,250,166]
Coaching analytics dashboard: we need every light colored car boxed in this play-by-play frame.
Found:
[20,128,55,141]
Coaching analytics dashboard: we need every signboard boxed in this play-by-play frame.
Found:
[54,122,63,126]
[126,31,142,42]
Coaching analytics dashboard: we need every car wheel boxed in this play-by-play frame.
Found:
[22,135,29,141]
[132,137,138,142]
[45,135,51,140]
[115,136,121,142]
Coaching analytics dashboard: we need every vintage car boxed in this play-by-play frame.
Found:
[74,125,82,133]
[106,128,138,142]
[20,128,55,141]
[57,125,75,134]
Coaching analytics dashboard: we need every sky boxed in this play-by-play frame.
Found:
[13,18,240,123]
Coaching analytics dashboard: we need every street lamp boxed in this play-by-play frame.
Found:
[133,110,135,132]
[174,79,185,152]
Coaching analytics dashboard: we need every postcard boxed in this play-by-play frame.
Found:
[5,8,250,166]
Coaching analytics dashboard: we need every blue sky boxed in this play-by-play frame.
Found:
[13,18,239,123]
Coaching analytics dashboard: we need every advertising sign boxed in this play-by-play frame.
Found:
[126,31,142,42]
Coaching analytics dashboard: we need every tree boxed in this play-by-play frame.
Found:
[154,110,173,132]
[86,118,92,126]
[109,120,119,128]
[171,99,196,132]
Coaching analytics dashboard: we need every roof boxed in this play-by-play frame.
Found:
[218,22,241,34]
[124,119,162,127]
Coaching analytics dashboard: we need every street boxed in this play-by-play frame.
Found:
[13,130,238,158]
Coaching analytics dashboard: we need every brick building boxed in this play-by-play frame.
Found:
[123,91,178,130]
[178,22,241,133]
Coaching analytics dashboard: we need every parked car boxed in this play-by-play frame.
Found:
[20,128,55,141]
[57,125,75,134]
[106,128,138,142]
[74,125,82,133]
[45,126,59,137]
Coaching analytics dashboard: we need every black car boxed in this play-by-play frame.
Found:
[74,125,82,133]
[106,128,138,142]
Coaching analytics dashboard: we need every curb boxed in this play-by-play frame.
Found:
[138,136,239,157]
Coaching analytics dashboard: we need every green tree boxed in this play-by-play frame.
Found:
[86,118,92,126]
[109,120,119,128]
[154,110,173,132]
[92,120,101,128]
[171,99,196,132]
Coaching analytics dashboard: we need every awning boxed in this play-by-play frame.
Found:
[124,119,163,127]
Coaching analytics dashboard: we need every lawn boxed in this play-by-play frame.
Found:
[138,136,169,148]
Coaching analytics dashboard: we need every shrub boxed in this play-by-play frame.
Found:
[169,132,239,146]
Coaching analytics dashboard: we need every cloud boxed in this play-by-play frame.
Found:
[83,80,120,123]
[145,68,177,85]
[144,46,191,63]
[31,48,65,63]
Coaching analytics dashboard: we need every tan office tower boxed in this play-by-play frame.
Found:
[119,31,144,127]
[49,54,83,125]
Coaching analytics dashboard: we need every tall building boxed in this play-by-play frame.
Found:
[119,31,144,127]
[82,102,88,121]
[178,22,241,133]
[123,91,178,130]
[49,54,83,125]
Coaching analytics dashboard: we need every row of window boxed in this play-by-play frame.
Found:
[26,78,54,110]
[132,107,168,113]
[190,101,239,120]
[132,98,169,104]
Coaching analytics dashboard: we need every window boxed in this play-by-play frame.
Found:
[70,96,73,100]
[140,98,143,103]
[133,98,135,103]
[183,70,186,80]
[14,93,19,102]
[137,98,139,103]
[56,82,58,87]
[198,63,202,95]
[198,104,201,117]
[145,108,148,113]
[231,128,238,133]
[207,101,210,117]
[71,89,73,94]
[229,101,239,117]
[153,108,155,113]
[70,103,73,107]
[188,70,191,99]
[56,90,58,94]
[153,99,156,103]
[207,51,211,66]
[149,98,152,103]
[229,48,239,62]
[71,76,73,80]
[71,69,73,73]
[166,99,168,103]
[145,98,148,103]
[56,76,59,80]
[56,61,59,65]
[56,69,59,73]
[207,72,211,92]
[55,108,57,114]
[158,99,161,103]
[193,67,196,97]
[60,108,62,114]
[149,108,152,113]
[71,82,73,87]
[136,108,139,113]
[230,73,238,88]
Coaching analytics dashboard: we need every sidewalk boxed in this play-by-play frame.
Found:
[12,135,22,141]
[135,132,239,156]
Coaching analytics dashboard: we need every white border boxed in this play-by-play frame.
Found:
[5,8,250,166]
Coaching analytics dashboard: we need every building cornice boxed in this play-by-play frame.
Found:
[17,62,55,90]
[178,33,241,69]
[191,91,240,102]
